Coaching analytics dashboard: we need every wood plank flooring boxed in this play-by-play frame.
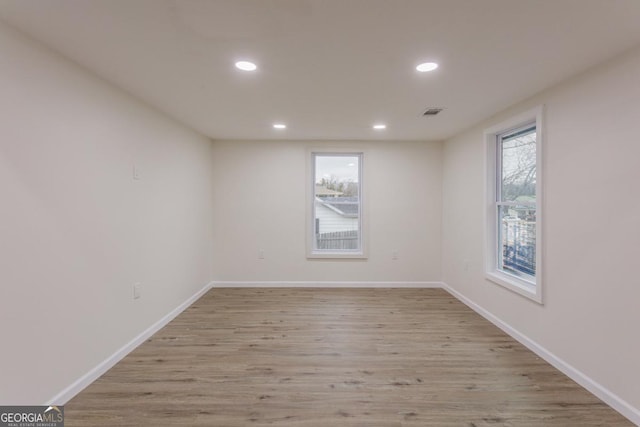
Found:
[65,288,632,426]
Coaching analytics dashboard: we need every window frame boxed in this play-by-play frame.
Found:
[484,106,543,304]
[307,149,367,259]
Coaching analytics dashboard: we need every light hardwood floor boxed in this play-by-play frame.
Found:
[66,288,632,426]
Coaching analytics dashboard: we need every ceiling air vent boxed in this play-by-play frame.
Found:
[423,107,444,116]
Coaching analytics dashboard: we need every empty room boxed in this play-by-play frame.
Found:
[1,1,639,425]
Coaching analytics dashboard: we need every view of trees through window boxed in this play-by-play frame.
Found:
[313,154,361,252]
[498,127,537,278]
[317,176,359,197]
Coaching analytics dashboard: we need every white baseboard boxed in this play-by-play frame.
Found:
[212,281,443,288]
[46,281,214,405]
[442,282,640,426]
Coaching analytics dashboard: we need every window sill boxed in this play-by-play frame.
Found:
[307,252,368,260]
[485,271,542,304]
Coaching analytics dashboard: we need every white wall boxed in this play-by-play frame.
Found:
[212,140,442,283]
[0,22,214,403]
[442,46,640,415]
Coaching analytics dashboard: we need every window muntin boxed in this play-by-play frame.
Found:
[311,153,362,256]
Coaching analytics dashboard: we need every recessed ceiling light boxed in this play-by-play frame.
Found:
[235,61,257,71]
[273,123,286,129]
[416,62,439,72]
[373,124,387,130]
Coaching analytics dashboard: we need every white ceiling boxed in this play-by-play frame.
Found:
[2,0,640,141]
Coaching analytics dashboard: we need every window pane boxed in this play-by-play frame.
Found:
[498,205,536,277]
[500,127,536,202]
[313,154,360,251]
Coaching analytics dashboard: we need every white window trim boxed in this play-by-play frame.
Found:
[484,106,544,304]
[307,148,368,259]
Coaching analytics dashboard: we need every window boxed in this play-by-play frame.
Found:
[484,107,543,303]
[308,152,365,258]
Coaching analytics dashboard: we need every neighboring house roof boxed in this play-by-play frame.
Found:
[317,197,359,217]
[315,185,343,197]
